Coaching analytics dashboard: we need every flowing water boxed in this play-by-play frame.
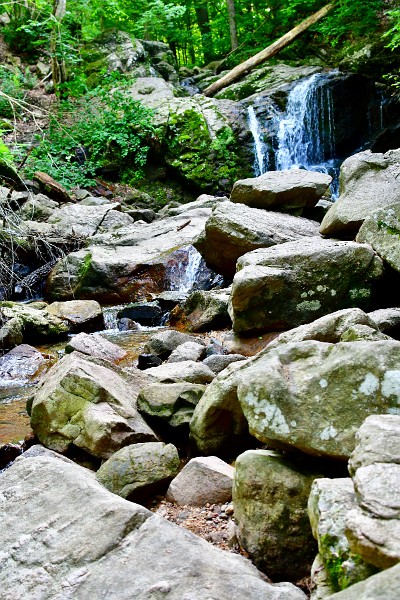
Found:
[247,105,267,176]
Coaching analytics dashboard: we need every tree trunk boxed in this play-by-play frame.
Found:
[195,5,214,65]
[226,0,238,51]
[203,2,336,97]
[51,0,68,96]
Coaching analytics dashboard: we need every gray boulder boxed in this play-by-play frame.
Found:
[349,414,400,472]
[64,332,127,363]
[45,300,104,332]
[30,352,156,459]
[308,478,377,593]
[166,456,234,506]
[96,442,180,501]
[18,193,59,221]
[237,340,400,459]
[0,344,47,386]
[167,341,206,363]
[195,201,320,277]
[229,238,383,334]
[47,202,123,237]
[145,360,215,385]
[230,169,331,213]
[144,329,204,360]
[137,382,205,428]
[234,449,319,581]
[203,354,246,374]
[320,149,400,238]
[0,456,307,599]
[356,201,400,273]
[368,307,400,338]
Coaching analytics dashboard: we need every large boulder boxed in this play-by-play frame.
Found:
[230,170,332,213]
[320,149,400,238]
[195,201,320,277]
[0,456,306,599]
[0,344,49,386]
[18,193,59,221]
[137,382,206,428]
[325,564,400,600]
[229,239,383,334]
[64,332,127,363]
[308,478,377,593]
[237,340,400,459]
[45,300,104,332]
[233,449,319,582]
[96,442,180,501]
[143,329,204,360]
[169,288,232,332]
[46,209,211,302]
[145,360,215,385]
[47,202,124,237]
[29,352,156,459]
[356,202,400,273]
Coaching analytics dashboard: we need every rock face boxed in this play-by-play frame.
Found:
[237,340,400,459]
[320,149,400,238]
[195,201,320,278]
[30,352,156,459]
[46,209,211,302]
[230,170,332,213]
[229,239,383,334]
[345,414,400,570]
[0,456,307,599]
[96,442,180,501]
[166,456,234,506]
[234,449,319,582]
[356,202,400,273]
[308,478,376,593]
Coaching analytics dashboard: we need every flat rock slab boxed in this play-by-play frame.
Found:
[229,238,383,334]
[65,332,127,363]
[230,169,331,212]
[0,456,306,600]
[166,456,234,506]
[195,201,320,277]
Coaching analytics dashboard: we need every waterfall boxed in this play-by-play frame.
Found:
[275,72,336,171]
[247,106,267,176]
[169,245,204,293]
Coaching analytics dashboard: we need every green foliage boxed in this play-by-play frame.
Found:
[384,8,400,50]
[24,81,157,189]
[0,66,37,118]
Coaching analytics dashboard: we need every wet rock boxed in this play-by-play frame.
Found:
[137,382,205,428]
[0,456,306,599]
[195,201,320,278]
[167,341,206,363]
[117,301,163,327]
[144,329,205,360]
[229,239,383,334]
[45,300,104,332]
[96,442,180,501]
[118,317,140,331]
[0,344,47,385]
[146,360,215,385]
[137,354,163,370]
[320,149,400,238]
[30,352,157,459]
[234,449,319,582]
[237,340,400,459]
[230,170,331,213]
[203,354,246,374]
[166,456,234,506]
[169,288,231,332]
[64,332,127,363]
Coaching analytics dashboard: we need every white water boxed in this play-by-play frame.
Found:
[170,245,203,293]
[247,105,266,176]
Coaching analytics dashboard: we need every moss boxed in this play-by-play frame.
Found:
[377,219,400,239]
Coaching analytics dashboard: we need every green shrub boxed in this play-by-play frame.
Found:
[24,80,157,189]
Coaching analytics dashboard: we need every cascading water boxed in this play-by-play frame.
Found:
[247,106,267,176]
[169,245,204,293]
[247,71,341,197]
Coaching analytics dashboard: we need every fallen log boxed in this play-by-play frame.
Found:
[203,2,336,97]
